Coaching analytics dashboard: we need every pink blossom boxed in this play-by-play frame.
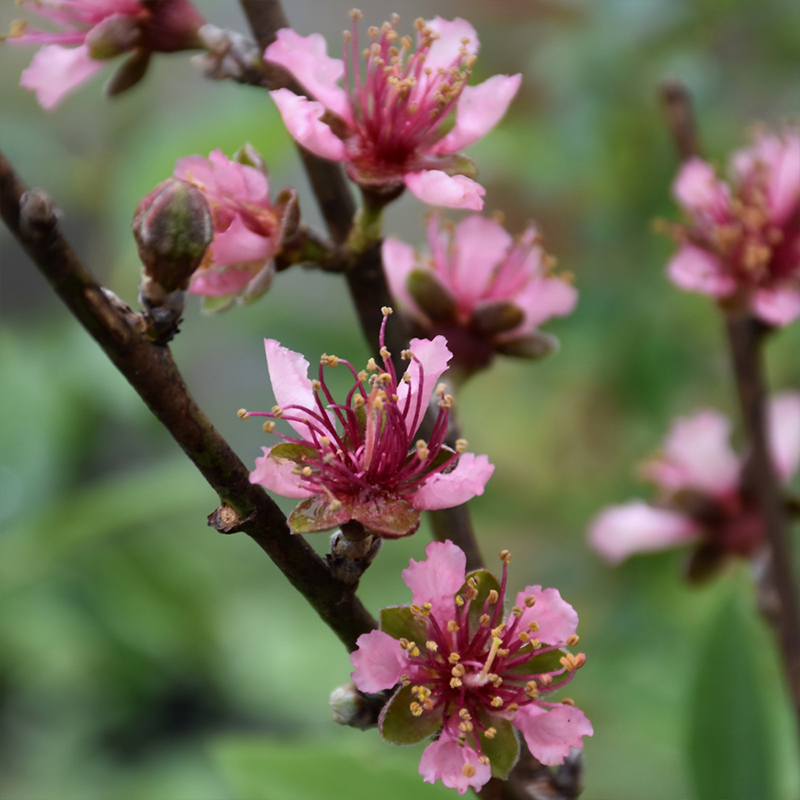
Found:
[245,313,494,537]
[173,149,296,306]
[588,394,800,566]
[666,129,800,326]
[7,0,204,109]
[351,541,592,794]
[384,213,577,375]
[264,15,521,209]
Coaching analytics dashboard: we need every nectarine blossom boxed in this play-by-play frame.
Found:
[665,129,800,326]
[264,13,521,210]
[384,213,577,375]
[244,312,494,537]
[351,541,592,795]
[589,393,800,573]
[174,148,297,306]
[5,0,204,109]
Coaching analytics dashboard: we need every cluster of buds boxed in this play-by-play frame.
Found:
[589,394,800,578]
[264,12,521,209]
[350,541,592,795]
[4,0,205,109]
[663,128,800,326]
[384,213,578,378]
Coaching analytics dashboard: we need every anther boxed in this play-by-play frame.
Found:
[237,409,249,419]
[499,549,511,562]
[566,634,580,646]
[458,720,473,733]
[311,379,321,391]
[524,595,536,607]
[447,621,459,633]
[349,9,363,20]
[434,383,447,397]
[455,438,468,453]
[512,606,524,617]
[506,703,519,713]
[458,708,471,720]
[484,727,496,739]
[562,698,575,706]
[409,702,423,716]
[462,764,476,778]
[487,590,499,605]
[450,677,463,688]
[455,595,465,607]
[262,421,275,433]
[448,652,461,663]
[539,674,553,686]
[479,614,491,625]
[426,640,438,652]
[490,696,503,708]
[381,306,393,316]
[301,466,312,477]
[451,664,466,678]
[528,620,540,632]
[518,631,530,643]
[329,499,342,512]
[379,347,391,359]
[272,405,283,417]
[530,639,542,649]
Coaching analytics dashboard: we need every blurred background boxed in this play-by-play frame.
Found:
[1,1,799,798]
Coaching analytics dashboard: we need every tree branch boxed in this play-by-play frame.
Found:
[659,80,702,160]
[0,150,376,652]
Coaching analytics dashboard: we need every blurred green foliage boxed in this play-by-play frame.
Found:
[1,1,799,798]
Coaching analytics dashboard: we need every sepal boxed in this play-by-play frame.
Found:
[380,606,428,644]
[476,710,520,779]
[379,684,442,745]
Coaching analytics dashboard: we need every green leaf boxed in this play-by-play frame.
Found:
[379,684,443,745]
[288,496,351,534]
[688,595,777,800]
[463,569,502,636]
[504,645,567,677]
[353,498,420,539]
[380,606,428,644]
[269,442,318,463]
[475,710,520,780]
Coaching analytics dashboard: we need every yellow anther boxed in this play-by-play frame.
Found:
[447,621,459,633]
[400,349,412,361]
[366,358,378,372]
[512,606,524,617]
[562,698,575,707]
[506,702,519,713]
[237,408,249,419]
[426,640,438,652]
[434,383,447,397]
[301,466,312,477]
[450,677,463,689]
[487,590,499,605]
[448,652,461,663]
[479,755,490,765]
[455,438,468,453]
[499,549,511,562]
[350,8,363,20]
[528,620,539,632]
[414,17,426,30]
[484,726,497,740]
[451,664,466,678]
[271,405,283,417]
[402,373,411,384]
[368,25,378,36]
[524,595,536,608]
[379,346,391,359]
[539,673,553,686]
[519,632,530,643]
[462,764,476,778]
[566,634,580,646]
[458,708,471,720]
[530,639,542,649]
[329,499,342,512]
[490,696,503,708]
[455,595,465,607]
[465,586,478,601]
[353,395,365,408]
[422,602,432,612]
[262,421,275,433]
[379,372,392,384]
[409,646,420,658]
[458,720,473,733]
[560,653,583,672]
[319,436,331,447]
[381,306,393,316]
[311,379,321,391]
[479,614,491,625]
[409,701,423,716]
[498,648,510,657]
[489,674,502,687]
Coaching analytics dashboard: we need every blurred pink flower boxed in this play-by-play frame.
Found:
[264,14,521,209]
[666,129,800,326]
[174,149,297,306]
[6,0,204,109]
[384,213,577,375]
[351,541,592,794]
[589,393,800,569]
[246,314,494,537]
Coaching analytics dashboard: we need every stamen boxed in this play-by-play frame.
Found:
[262,421,275,433]
[499,549,511,562]
[381,306,393,316]
[524,596,536,607]
[455,438,468,453]
[566,634,580,646]
[462,764,476,778]
[237,409,249,419]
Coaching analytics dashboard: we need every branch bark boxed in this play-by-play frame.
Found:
[0,150,376,652]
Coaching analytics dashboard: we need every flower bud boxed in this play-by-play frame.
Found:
[329,683,383,730]
[85,15,142,60]
[132,178,213,292]
[141,0,205,53]
[406,269,457,323]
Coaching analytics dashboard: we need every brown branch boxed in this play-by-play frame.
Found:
[0,150,376,652]
[659,80,702,160]
[725,315,800,737]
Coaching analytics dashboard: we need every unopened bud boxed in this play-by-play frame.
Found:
[133,177,213,292]
[329,683,379,730]
[406,269,457,323]
[86,15,141,60]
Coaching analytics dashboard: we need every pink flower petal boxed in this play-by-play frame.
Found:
[249,446,316,499]
[412,453,495,511]
[424,17,479,73]
[382,237,422,317]
[513,704,593,766]
[396,336,453,436]
[419,726,491,795]
[20,44,104,110]
[667,244,736,297]
[588,501,701,564]
[208,148,270,202]
[264,338,330,440]
[452,215,513,306]
[672,157,730,222]
[264,28,350,120]
[510,276,578,334]
[401,540,466,624]
[434,74,522,154]
[752,285,800,327]
[350,630,408,693]
[768,392,800,483]
[269,88,347,162]
[189,267,252,297]
[404,171,485,210]
[515,586,579,645]
[211,213,276,267]
[645,409,741,496]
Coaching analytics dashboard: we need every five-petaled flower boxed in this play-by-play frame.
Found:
[264,13,521,210]
[588,393,800,577]
[5,0,205,110]
[244,311,494,538]
[384,213,578,376]
[350,541,592,795]
[664,128,800,327]
[174,148,298,309]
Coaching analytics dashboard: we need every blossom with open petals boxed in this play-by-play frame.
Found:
[174,148,297,307]
[244,312,494,537]
[384,213,577,375]
[5,0,204,109]
[664,128,800,326]
[264,13,521,209]
[589,393,800,575]
[350,541,592,794]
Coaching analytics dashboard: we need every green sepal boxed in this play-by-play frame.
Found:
[472,301,525,335]
[288,495,351,534]
[233,142,268,175]
[475,710,520,779]
[406,270,457,323]
[423,443,456,474]
[201,293,236,314]
[269,442,318,463]
[495,331,559,360]
[353,498,420,539]
[379,684,443,745]
[380,606,428,644]
[504,644,567,677]
[462,569,502,637]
